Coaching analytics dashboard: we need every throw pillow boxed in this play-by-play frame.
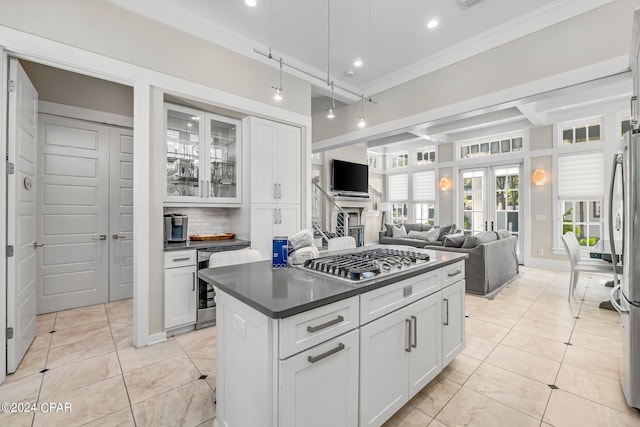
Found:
[424,227,440,242]
[461,231,498,248]
[404,223,423,233]
[443,234,466,248]
[496,229,511,239]
[392,224,408,237]
[384,223,394,237]
[407,230,429,240]
[437,224,456,241]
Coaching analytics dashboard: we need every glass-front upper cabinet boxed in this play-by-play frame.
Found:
[206,115,240,202]
[165,103,242,204]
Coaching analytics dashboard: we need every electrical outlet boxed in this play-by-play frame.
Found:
[537,249,544,256]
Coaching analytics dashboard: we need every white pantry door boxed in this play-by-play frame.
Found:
[109,127,134,301]
[37,114,110,313]
[7,59,38,373]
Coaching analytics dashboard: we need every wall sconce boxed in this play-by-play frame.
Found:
[532,168,547,186]
[439,177,451,191]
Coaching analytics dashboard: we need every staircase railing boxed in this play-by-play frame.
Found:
[312,177,349,242]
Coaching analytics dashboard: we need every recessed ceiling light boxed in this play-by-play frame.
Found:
[245,0,257,7]
[353,59,363,67]
[345,70,355,77]
[427,18,439,29]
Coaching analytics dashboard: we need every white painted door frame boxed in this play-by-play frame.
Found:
[0,26,312,384]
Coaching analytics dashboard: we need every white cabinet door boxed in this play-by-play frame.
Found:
[204,112,242,204]
[164,264,197,329]
[407,292,442,396]
[250,118,277,203]
[276,204,301,237]
[165,104,204,203]
[442,280,466,365]
[360,307,409,427]
[276,124,301,204]
[250,205,278,260]
[279,330,359,427]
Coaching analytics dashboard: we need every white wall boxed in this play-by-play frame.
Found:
[0,0,311,117]
[312,0,637,148]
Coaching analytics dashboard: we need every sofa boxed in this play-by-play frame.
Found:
[378,223,458,248]
[426,230,519,295]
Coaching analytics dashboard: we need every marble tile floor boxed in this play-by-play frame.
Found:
[1,267,639,426]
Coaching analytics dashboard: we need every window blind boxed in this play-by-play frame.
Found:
[388,174,408,201]
[413,170,436,201]
[558,151,604,200]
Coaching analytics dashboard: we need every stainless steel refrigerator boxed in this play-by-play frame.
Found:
[609,130,640,409]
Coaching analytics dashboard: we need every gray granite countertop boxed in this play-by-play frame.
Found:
[164,238,250,251]
[199,246,467,319]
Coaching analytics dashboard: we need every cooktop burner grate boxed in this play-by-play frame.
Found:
[302,247,430,283]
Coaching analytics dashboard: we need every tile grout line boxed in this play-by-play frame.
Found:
[105,303,139,427]
[538,274,591,425]
[428,271,558,425]
[30,311,58,427]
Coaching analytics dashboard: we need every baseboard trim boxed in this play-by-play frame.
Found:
[524,258,570,271]
[146,332,168,346]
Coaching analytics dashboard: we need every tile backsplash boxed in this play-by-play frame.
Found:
[163,207,231,235]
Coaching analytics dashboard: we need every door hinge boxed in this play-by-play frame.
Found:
[8,80,15,93]
[7,327,13,339]
[7,162,14,175]
[7,245,14,257]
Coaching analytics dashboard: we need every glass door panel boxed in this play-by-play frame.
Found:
[462,170,485,234]
[166,106,202,200]
[461,165,523,262]
[206,114,241,202]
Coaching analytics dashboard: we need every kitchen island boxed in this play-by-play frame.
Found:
[200,246,467,427]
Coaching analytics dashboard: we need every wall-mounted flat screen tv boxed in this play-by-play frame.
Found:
[330,159,369,194]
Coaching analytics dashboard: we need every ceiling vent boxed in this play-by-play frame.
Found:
[456,0,484,8]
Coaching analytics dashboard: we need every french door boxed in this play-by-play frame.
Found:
[460,165,523,262]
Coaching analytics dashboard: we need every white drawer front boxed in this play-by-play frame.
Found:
[360,269,441,325]
[279,296,359,359]
[164,250,196,269]
[442,261,465,288]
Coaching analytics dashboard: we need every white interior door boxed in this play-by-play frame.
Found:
[460,165,523,261]
[7,58,38,373]
[37,114,110,313]
[109,127,134,301]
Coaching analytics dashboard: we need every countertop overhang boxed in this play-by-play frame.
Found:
[164,238,250,251]
[199,246,467,319]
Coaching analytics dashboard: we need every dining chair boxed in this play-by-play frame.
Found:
[561,232,614,300]
[327,236,357,251]
[208,248,262,268]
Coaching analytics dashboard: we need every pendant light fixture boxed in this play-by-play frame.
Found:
[357,95,366,128]
[325,0,336,119]
[272,57,283,101]
[326,83,336,119]
[253,0,378,118]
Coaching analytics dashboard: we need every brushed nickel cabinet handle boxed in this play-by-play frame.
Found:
[411,315,417,348]
[405,319,412,352]
[448,270,462,277]
[444,298,449,326]
[308,343,345,364]
[307,315,344,333]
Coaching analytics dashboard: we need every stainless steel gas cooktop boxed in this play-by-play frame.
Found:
[300,246,432,284]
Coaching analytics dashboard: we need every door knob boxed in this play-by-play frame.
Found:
[33,242,44,249]
[92,235,107,240]
[112,234,126,240]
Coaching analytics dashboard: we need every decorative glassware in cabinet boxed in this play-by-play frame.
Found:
[166,108,201,198]
[208,118,237,199]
